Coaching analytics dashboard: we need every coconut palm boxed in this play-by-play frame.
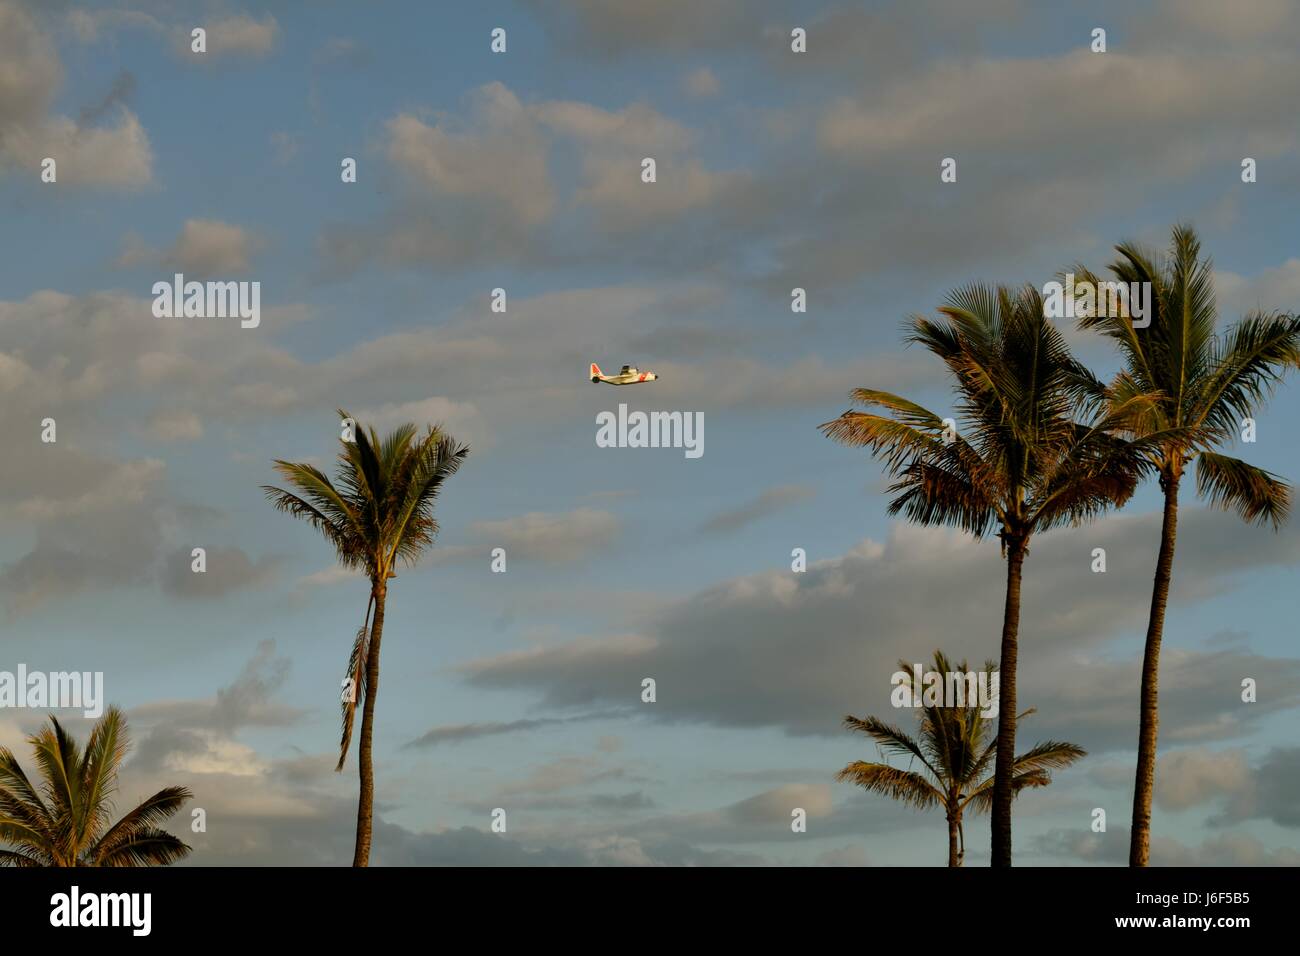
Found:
[0,707,192,867]
[838,651,1084,866]
[1069,225,1300,865]
[263,412,468,867]
[821,284,1146,866]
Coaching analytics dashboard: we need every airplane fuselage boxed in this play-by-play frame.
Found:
[590,363,658,385]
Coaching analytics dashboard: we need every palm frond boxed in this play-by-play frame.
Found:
[1196,452,1292,529]
[388,431,470,568]
[77,706,127,848]
[95,828,192,867]
[90,786,193,865]
[29,718,81,863]
[1010,739,1087,773]
[0,847,44,867]
[1195,311,1300,440]
[835,761,942,809]
[336,622,371,771]
[842,714,942,781]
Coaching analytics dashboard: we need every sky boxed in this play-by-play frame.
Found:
[1,0,1299,866]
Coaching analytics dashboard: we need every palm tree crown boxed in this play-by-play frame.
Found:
[821,284,1145,543]
[1073,225,1300,525]
[0,707,192,867]
[264,412,469,583]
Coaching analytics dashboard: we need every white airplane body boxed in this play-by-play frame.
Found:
[590,362,658,385]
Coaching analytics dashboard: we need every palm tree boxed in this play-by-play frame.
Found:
[838,651,1084,865]
[263,412,468,867]
[821,284,1146,866]
[0,707,192,866]
[1070,225,1300,866]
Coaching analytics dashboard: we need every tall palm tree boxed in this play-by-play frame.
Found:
[264,412,468,867]
[1070,225,1300,866]
[821,284,1146,866]
[838,651,1084,866]
[0,707,192,866]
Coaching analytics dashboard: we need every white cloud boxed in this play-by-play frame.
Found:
[1154,748,1251,811]
[467,508,621,564]
[536,97,738,229]
[2,109,153,186]
[147,408,204,441]
[386,84,553,226]
[1216,259,1300,319]
[0,1,152,187]
[162,219,260,276]
[327,83,741,269]
[15,458,165,522]
[819,51,1300,170]
[1151,0,1296,42]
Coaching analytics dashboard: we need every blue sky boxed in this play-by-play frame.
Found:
[2,0,1299,865]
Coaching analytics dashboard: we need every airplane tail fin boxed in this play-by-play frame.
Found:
[590,362,603,378]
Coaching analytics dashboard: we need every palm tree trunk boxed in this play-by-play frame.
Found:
[1130,474,1179,866]
[351,585,387,867]
[991,536,1026,867]
[947,810,964,867]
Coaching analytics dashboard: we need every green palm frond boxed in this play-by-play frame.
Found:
[1009,740,1087,773]
[77,707,126,849]
[0,748,54,851]
[1196,452,1292,529]
[95,828,193,867]
[885,460,997,536]
[90,786,194,865]
[963,769,1054,814]
[1195,311,1300,440]
[835,761,942,809]
[842,714,944,782]
[0,848,44,867]
[388,432,470,568]
[961,741,1084,814]
[30,718,82,864]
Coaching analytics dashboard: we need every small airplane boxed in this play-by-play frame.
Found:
[590,362,658,385]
